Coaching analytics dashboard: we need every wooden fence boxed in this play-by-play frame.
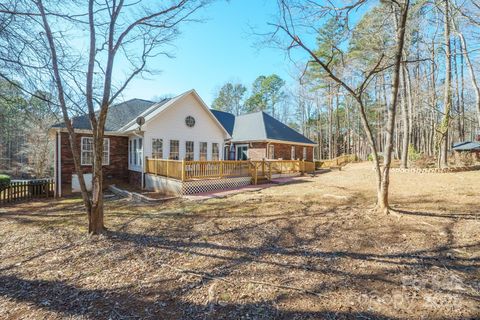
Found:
[0,179,55,204]
[145,158,315,183]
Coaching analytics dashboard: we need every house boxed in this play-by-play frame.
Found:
[50,89,316,196]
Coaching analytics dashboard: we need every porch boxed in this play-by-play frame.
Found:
[144,158,315,195]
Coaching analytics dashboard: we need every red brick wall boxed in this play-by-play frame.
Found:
[59,132,129,194]
[234,142,314,161]
[128,170,142,189]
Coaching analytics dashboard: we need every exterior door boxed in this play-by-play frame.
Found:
[236,144,248,160]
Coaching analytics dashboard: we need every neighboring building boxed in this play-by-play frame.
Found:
[452,139,480,158]
[50,89,316,195]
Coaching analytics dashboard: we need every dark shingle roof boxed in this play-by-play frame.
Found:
[210,109,235,135]
[452,141,480,151]
[211,110,316,145]
[262,112,315,144]
[52,98,159,131]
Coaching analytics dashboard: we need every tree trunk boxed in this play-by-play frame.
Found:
[89,133,105,234]
[438,0,452,168]
[378,0,410,213]
[400,66,409,168]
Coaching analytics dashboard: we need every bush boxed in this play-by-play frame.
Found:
[0,174,10,185]
[0,174,10,191]
[407,144,421,162]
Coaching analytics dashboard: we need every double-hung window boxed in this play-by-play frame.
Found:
[152,139,163,159]
[169,140,179,160]
[212,143,219,160]
[303,147,307,160]
[81,137,109,166]
[185,141,194,160]
[199,142,208,161]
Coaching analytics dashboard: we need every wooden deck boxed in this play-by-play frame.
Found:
[145,158,316,184]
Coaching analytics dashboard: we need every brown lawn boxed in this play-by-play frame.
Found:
[0,162,479,319]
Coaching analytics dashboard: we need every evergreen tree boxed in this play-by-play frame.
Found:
[212,82,247,115]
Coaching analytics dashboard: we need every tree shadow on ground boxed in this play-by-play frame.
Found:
[396,209,480,220]
[0,273,403,319]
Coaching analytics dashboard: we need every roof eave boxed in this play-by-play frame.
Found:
[229,138,317,146]
[49,127,129,136]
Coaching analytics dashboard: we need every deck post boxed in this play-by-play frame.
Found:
[166,160,169,178]
[182,159,186,181]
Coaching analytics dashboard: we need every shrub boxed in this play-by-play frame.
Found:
[0,174,10,191]
[0,174,10,185]
[407,144,421,162]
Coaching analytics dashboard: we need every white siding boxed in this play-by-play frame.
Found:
[130,93,227,171]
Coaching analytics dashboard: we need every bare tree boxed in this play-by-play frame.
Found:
[269,0,410,213]
[0,0,209,234]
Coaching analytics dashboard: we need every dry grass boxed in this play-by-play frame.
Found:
[0,162,479,319]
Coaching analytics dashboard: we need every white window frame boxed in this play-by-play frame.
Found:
[81,137,109,166]
[185,141,194,160]
[137,138,143,166]
[128,137,143,171]
[169,140,179,160]
[199,142,208,161]
[152,138,163,159]
[212,143,220,161]
[291,146,295,160]
[303,147,307,160]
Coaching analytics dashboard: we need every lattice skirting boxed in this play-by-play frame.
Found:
[145,174,252,195]
[182,177,252,195]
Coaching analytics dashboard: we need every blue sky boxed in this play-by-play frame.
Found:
[121,0,298,105]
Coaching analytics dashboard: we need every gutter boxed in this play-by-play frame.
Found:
[230,138,317,147]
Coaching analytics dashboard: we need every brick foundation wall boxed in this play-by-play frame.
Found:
[129,170,142,189]
[59,132,129,194]
[245,142,314,161]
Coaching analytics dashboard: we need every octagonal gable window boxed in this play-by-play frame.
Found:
[185,116,195,128]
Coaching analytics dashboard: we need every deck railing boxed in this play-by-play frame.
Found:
[145,159,184,180]
[184,160,251,180]
[145,158,316,182]
[316,154,357,169]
